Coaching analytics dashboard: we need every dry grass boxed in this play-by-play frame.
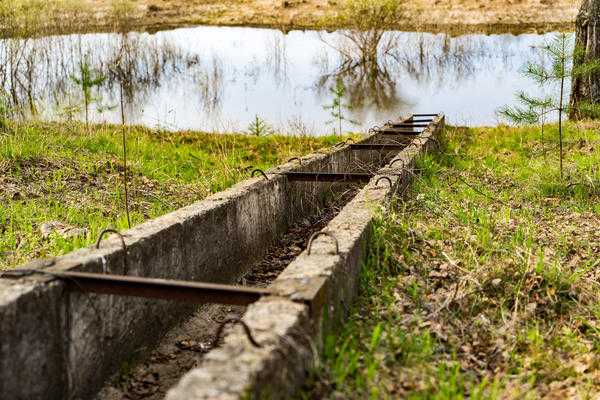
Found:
[0,0,580,37]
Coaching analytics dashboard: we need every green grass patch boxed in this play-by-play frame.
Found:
[300,122,600,399]
[0,121,341,269]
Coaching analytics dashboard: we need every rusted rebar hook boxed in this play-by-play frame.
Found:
[211,317,263,349]
[375,176,393,188]
[251,169,269,180]
[368,126,382,135]
[334,138,354,148]
[389,158,406,169]
[307,231,339,255]
[95,229,128,274]
[287,157,302,165]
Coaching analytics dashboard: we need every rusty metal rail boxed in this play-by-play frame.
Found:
[283,172,374,182]
[388,123,430,128]
[349,143,408,150]
[1,270,269,306]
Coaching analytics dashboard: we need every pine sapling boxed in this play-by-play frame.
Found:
[323,78,357,136]
[247,115,272,137]
[499,33,600,180]
[70,59,107,126]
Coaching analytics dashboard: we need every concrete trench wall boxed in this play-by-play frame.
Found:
[0,126,405,400]
[167,115,445,400]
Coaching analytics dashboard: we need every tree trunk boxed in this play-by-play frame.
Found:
[570,0,600,119]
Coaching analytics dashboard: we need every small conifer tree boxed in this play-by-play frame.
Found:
[499,33,600,179]
[324,78,357,136]
[247,115,272,137]
[70,59,108,126]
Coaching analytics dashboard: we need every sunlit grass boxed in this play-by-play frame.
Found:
[300,121,600,399]
[0,121,341,269]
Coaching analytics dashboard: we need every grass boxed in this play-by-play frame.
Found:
[300,121,600,399]
[0,121,341,269]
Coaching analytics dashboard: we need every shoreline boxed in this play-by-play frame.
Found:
[1,0,578,38]
[4,20,576,42]
[76,20,578,37]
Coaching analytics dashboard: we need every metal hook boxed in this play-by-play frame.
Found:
[375,176,393,188]
[334,138,354,148]
[368,126,382,135]
[211,317,262,349]
[389,158,406,168]
[251,169,269,180]
[95,229,128,274]
[407,142,419,151]
[307,231,339,255]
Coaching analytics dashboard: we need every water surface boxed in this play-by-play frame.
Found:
[0,26,568,134]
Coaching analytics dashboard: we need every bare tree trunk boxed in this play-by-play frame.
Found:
[570,0,600,119]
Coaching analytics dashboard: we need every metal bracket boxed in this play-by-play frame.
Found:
[96,229,128,274]
[389,158,407,168]
[211,317,262,349]
[375,176,393,188]
[251,169,269,180]
[307,231,339,255]
[334,138,354,148]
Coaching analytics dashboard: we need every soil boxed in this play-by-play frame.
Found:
[95,187,358,400]
[58,0,578,36]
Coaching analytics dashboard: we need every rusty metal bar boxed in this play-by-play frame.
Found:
[349,143,407,151]
[389,123,430,128]
[412,113,438,117]
[378,128,424,135]
[50,271,269,306]
[284,172,373,182]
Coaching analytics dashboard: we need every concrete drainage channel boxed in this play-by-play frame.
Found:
[0,114,444,400]
[98,190,360,399]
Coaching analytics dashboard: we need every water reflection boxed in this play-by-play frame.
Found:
[0,32,201,123]
[195,55,225,115]
[0,26,567,134]
[316,30,409,120]
[264,32,289,87]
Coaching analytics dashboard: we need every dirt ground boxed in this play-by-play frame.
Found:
[84,0,578,35]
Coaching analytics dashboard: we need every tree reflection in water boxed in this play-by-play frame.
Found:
[0,26,559,132]
[0,32,201,122]
[195,55,224,115]
[316,30,411,122]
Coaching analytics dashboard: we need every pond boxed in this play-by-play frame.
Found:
[0,26,570,134]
